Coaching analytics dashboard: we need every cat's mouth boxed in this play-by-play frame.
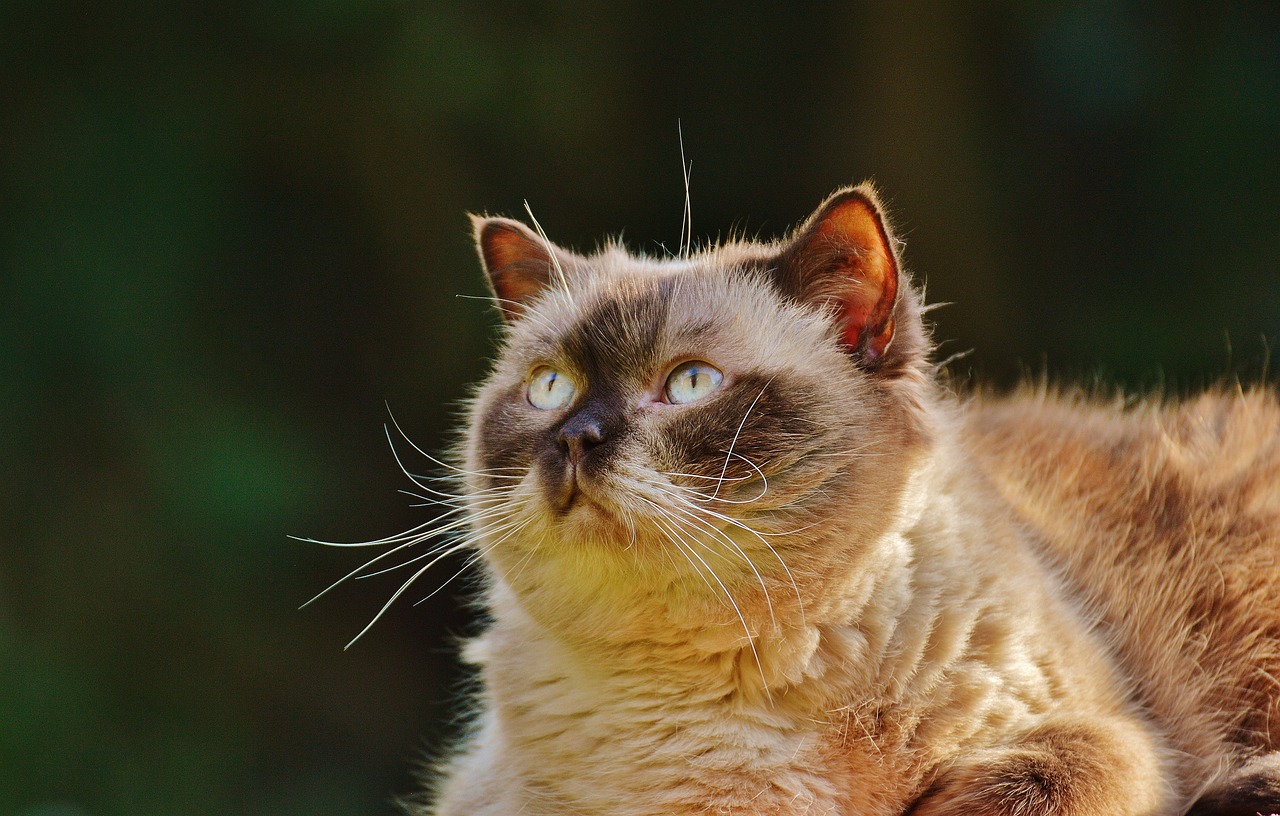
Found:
[550,461,604,516]
[559,484,591,514]
[548,463,638,542]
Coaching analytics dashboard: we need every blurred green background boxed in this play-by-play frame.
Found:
[1,2,1277,814]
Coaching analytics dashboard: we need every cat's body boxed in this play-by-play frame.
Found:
[968,390,1280,791]
[407,185,1280,816]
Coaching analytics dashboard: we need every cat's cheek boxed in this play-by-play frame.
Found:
[523,433,583,510]
[473,384,550,474]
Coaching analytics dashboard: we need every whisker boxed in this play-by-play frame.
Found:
[290,514,462,549]
[656,495,778,632]
[341,505,531,649]
[522,200,571,295]
[357,512,527,581]
[649,506,744,618]
[357,539,471,581]
[490,515,543,588]
[642,498,773,704]
[662,469,753,483]
[711,380,773,501]
[648,483,813,539]
[301,536,429,609]
[386,408,528,481]
[457,293,562,334]
[671,485,818,540]
[343,557,439,650]
[410,548,490,606]
[808,450,888,460]
[412,516,535,607]
[678,119,693,259]
[648,482,808,627]
[398,481,524,508]
[403,468,526,483]
[646,509,718,596]
[398,488,488,509]
[679,452,770,505]
[297,502,519,608]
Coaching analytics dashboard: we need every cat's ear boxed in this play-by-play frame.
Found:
[775,184,901,365]
[470,215,568,323]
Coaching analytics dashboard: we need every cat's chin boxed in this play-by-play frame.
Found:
[548,492,636,545]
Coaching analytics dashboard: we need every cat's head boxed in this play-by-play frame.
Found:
[463,185,935,643]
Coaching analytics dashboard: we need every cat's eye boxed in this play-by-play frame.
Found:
[527,366,577,410]
[664,361,724,405]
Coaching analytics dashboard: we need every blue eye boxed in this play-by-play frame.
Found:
[527,366,577,410]
[664,361,724,404]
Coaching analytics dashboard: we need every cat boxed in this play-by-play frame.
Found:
[384,184,1280,815]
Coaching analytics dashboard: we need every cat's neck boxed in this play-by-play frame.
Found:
[469,582,927,816]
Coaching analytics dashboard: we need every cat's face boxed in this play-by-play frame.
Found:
[463,186,933,637]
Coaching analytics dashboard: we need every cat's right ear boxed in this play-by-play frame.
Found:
[773,184,905,368]
[470,215,567,323]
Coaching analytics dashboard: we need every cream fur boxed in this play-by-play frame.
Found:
[406,187,1278,816]
[429,429,1176,815]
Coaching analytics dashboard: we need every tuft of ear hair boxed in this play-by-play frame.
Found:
[470,215,568,323]
[775,183,901,365]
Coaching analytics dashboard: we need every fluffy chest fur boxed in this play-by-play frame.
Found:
[435,448,1144,816]
[472,612,866,816]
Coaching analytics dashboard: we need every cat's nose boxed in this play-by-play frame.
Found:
[557,414,607,463]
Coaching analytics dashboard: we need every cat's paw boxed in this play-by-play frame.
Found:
[907,719,1165,816]
[909,745,1078,816]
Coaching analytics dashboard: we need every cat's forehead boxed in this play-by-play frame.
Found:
[579,248,728,325]
[504,244,827,379]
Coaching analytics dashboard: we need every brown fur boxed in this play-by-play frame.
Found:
[397,185,1280,816]
[965,388,1280,778]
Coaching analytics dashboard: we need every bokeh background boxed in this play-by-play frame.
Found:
[2,2,1278,814]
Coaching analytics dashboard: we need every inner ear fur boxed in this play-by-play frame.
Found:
[774,183,902,365]
[471,215,568,323]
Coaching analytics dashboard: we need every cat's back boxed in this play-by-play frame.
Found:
[963,385,1280,538]
[962,385,1280,757]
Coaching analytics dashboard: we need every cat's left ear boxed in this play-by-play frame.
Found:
[470,215,571,323]
[774,184,902,365]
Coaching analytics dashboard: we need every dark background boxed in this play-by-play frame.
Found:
[2,2,1277,814]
